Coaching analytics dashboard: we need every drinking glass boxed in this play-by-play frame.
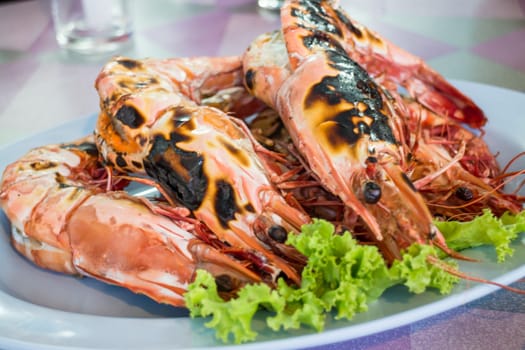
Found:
[52,0,133,55]
[257,0,284,11]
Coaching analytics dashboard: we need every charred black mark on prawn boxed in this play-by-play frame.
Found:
[137,135,148,147]
[293,0,392,147]
[144,134,207,210]
[117,58,142,70]
[305,50,396,146]
[291,0,364,42]
[324,50,384,106]
[334,8,363,38]
[134,77,159,89]
[401,172,418,192]
[214,180,240,229]
[291,1,347,57]
[302,31,346,55]
[115,105,145,129]
[63,141,99,157]
[131,160,143,170]
[54,185,84,200]
[102,97,111,110]
[324,111,366,147]
[290,0,342,37]
[30,161,57,171]
[334,6,384,47]
[169,106,193,128]
[55,173,68,188]
[219,138,250,167]
[116,77,159,91]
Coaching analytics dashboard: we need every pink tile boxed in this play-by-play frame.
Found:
[411,309,525,350]
[0,59,40,115]
[217,13,280,56]
[29,23,61,55]
[471,27,525,72]
[0,60,102,131]
[339,0,388,16]
[520,0,525,15]
[358,20,459,61]
[219,10,458,61]
[475,0,525,18]
[365,334,412,350]
[141,10,232,57]
[305,325,412,350]
[384,0,525,19]
[143,10,230,57]
[0,1,51,51]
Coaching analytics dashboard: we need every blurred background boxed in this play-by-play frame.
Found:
[0,0,524,145]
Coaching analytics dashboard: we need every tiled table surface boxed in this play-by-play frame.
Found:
[0,0,524,349]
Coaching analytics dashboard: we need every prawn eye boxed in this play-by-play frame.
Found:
[244,69,255,90]
[268,225,288,243]
[215,274,234,292]
[364,181,381,204]
[455,187,473,201]
[428,227,437,240]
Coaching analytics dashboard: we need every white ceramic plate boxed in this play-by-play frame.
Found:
[0,81,524,350]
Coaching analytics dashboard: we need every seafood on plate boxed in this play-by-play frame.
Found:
[0,0,523,316]
[94,55,311,285]
[0,136,276,306]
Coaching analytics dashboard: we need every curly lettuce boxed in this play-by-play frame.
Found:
[389,244,459,294]
[435,209,525,262]
[185,270,284,344]
[185,219,460,344]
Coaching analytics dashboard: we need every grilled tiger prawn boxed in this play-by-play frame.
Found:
[0,136,266,306]
[243,2,465,262]
[244,27,523,248]
[282,0,487,129]
[95,55,310,285]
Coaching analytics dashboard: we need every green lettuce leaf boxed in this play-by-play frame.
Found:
[435,209,525,262]
[268,219,392,330]
[389,244,459,294]
[185,219,463,344]
[185,269,284,344]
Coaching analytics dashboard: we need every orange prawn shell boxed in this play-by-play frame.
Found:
[0,135,268,306]
[94,55,311,285]
[148,105,309,283]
